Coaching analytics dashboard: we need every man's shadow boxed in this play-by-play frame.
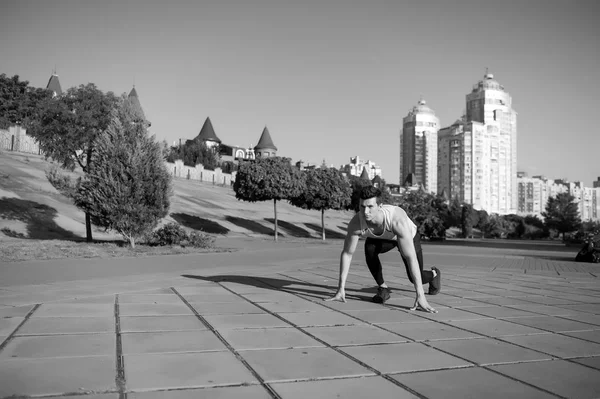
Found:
[182,274,412,304]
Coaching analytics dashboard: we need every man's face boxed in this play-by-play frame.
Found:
[359,197,380,221]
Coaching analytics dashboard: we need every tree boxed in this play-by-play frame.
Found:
[73,101,172,247]
[165,139,220,169]
[397,190,447,239]
[31,83,119,241]
[461,204,474,238]
[289,167,351,240]
[233,157,304,241]
[542,193,582,240]
[346,175,374,212]
[0,74,52,129]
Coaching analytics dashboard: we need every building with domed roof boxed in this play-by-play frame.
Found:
[399,99,440,193]
[438,72,517,214]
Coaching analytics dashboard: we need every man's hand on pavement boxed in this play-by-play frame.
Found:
[410,294,437,313]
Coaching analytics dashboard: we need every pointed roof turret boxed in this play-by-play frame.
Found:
[127,86,147,122]
[46,74,62,97]
[195,117,221,144]
[254,126,277,151]
[360,167,370,180]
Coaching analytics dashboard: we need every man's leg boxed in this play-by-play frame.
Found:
[400,233,440,294]
[365,238,396,303]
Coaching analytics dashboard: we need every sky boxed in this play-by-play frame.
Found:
[1,0,599,186]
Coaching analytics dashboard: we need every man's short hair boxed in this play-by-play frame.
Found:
[359,185,382,202]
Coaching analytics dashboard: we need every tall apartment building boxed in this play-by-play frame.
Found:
[438,72,517,214]
[399,100,439,193]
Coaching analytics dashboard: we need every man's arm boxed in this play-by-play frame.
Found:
[394,219,437,313]
[325,215,360,302]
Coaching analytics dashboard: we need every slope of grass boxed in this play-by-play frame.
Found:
[0,151,352,261]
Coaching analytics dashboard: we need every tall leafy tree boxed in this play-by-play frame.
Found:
[233,157,304,241]
[32,83,119,241]
[74,102,172,248]
[398,190,446,239]
[0,74,52,129]
[289,167,351,240]
[542,192,582,239]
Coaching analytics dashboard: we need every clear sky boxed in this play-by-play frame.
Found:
[1,0,599,186]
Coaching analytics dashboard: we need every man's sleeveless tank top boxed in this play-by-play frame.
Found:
[359,204,417,240]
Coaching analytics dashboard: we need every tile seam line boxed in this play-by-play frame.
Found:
[214,277,432,399]
[115,294,127,399]
[0,303,40,353]
[170,287,282,399]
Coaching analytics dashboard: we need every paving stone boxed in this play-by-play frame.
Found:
[128,385,271,398]
[500,334,600,357]
[303,324,408,346]
[277,311,366,327]
[258,299,330,313]
[172,285,235,295]
[203,313,289,329]
[0,356,115,397]
[464,306,542,319]
[561,313,600,326]
[17,317,114,335]
[490,360,600,399]
[51,394,118,399]
[427,296,489,307]
[507,316,599,332]
[557,303,600,314]
[344,309,428,324]
[118,294,182,304]
[391,365,556,399]
[124,351,258,390]
[241,347,373,382]
[473,296,540,306]
[341,342,471,373]
[0,317,23,336]
[241,291,301,302]
[33,303,113,318]
[178,293,241,303]
[189,301,266,315]
[54,295,117,304]
[120,316,207,332]
[429,337,551,365]
[121,330,227,354]
[321,299,395,311]
[0,333,115,358]
[508,304,579,316]
[118,303,193,316]
[447,319,549,337]
[416,307,493,322]
[571,356,600,370]
[381,321,484,341]
[271,375,419,398]
[219,327,323,350]
[561,330,600,344]
[0,305,35,318]
[522,296,580,305]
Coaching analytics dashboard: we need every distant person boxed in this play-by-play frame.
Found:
[326,186,440,313]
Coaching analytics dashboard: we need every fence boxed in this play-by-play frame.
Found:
[0,126,40,154]
[165,159,236,186]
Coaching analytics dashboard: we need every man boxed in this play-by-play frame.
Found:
[326,186,440,313]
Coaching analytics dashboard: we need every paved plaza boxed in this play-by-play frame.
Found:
[1,239,600,398]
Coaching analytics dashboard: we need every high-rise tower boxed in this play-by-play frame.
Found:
[400,100,439,193]
[464,72,517,214]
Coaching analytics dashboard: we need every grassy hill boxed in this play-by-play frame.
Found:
[0,151,353,246]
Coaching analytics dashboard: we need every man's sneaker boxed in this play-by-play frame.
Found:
[429,267,441,295]
[372,286,391,304]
